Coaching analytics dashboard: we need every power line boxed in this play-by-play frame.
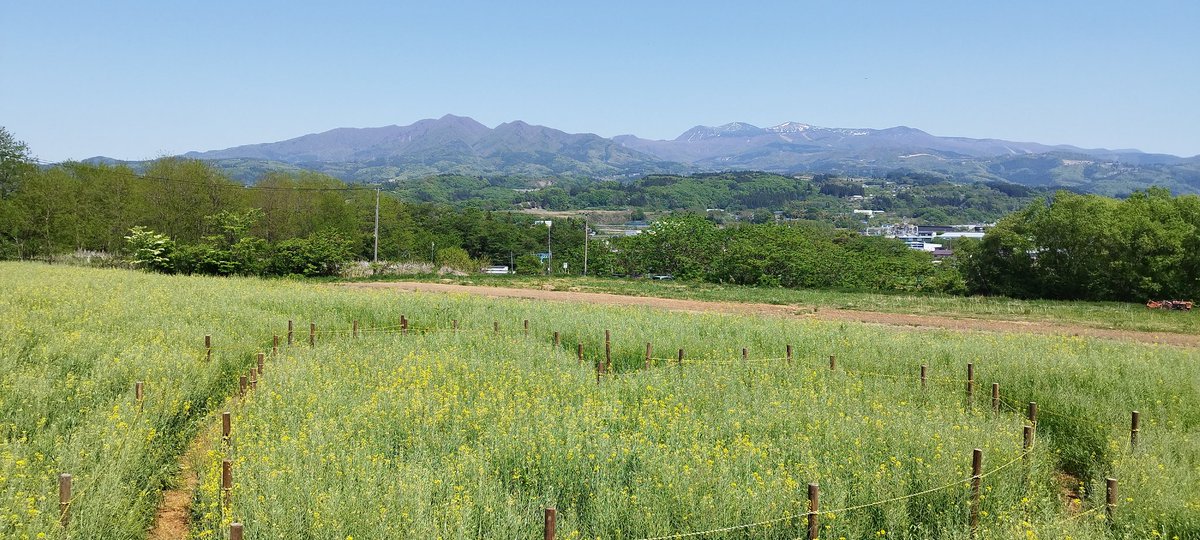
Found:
[31,158,380,192]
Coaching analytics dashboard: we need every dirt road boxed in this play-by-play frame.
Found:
[346,281,1200,347]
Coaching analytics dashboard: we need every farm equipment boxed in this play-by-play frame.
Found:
[1146,300,1194,311]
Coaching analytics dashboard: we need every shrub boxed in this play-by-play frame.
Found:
[436,246,478,273]
[124,226,175,273]
[268,231,355,277]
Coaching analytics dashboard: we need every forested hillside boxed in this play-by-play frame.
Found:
[389,171,1052,226]
[2,127,1197,302]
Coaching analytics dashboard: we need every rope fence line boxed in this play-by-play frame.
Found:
[88,316,1147,540]
[1029,402,1114,430]
[996,396,1115,432]
[49,326,288,529]
[275,317,1143,436]
[48,316,1137,538]
[58,404,147,526]
[635,439,1038,540]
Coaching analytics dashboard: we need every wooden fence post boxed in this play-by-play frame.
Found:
[1130,411,1140,451]
[1028,402,1038,431]
[401,315,408,336]
[742,348,748,363]
[969,448,982,539]
[1105,477,1117,521]
[230,523,244,540]
[249,368,257,391]
[991,383,1000,414]
[786,344,792,365]
[645,342,652,369]
[257,352,265,375]
[544,507,557,540]
[577,343,583,366]
[287,320,294,345]
[59,473,71,528]
[205,334,212,362]
[677,348,684,369]
[553,331,560,347]
[135,381,144,403]
[272,334,279,356]
[920,364,927,389]
[829,355,836,371]
[966,363,975,406]
[452,319,458,334]
[1022,424,1033,477]
[308,322,315,347]
[239,375,248,397]
[524,319,529,336]
[806,482,819,540]
[222,411,231,443]
[494,321,499,336]
[222,459,233,507]
[353,320,359,338]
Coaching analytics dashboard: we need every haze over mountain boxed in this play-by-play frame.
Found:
[151,115,1200,195]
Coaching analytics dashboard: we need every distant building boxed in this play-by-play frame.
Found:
[864,223,987,251]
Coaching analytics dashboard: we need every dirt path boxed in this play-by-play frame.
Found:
[148,421,212,539]
[347,281,1200,347]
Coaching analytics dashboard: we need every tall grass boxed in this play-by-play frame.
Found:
[0,264,273,538]
[1,262,1195,539]
[186,286,1196,539]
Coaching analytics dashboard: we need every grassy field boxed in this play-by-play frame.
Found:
[0,264,279,539]
[1,262,1197,539]
[359,274,1200,336]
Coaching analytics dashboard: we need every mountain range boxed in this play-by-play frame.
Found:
[107,114,1200,195]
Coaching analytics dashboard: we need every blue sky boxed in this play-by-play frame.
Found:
[3,1,1198,161]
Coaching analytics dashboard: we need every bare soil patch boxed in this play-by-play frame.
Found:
[149,405,229,539]
[347,281,1200,347]
[148,432,207,539]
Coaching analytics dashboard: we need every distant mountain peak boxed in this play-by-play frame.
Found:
[168,115,1195,195]
[676,122,765,142]
[767,122,815,133]
[716,122,760,132]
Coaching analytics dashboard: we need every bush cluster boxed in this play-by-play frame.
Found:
[613,215,961,293]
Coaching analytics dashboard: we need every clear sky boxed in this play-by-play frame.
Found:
[3,1,1198,161]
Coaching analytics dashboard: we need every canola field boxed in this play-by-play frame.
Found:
[0,262,1197,539]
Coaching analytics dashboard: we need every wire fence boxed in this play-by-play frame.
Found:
[273,317,1143,436]
[51,315,1134,537]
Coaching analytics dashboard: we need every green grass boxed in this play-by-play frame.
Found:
[0,264,279,539]
[1,262,1197,539]
[357,273,1200,336]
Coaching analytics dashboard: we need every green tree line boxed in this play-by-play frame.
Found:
[3,127,1195,301]
[0,129,579,276]
[957,188,1200,301]
[611,214,960,293]
[388,171,1051,226]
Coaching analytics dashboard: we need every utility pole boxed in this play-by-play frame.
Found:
[373,188,380,263]
[583,214,588,276]
[547,221,552,276]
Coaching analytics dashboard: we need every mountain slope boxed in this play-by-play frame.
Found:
[121,115,1200,194]
[183,115,674,180]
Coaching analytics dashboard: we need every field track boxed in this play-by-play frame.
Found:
[348,281,1200,347]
